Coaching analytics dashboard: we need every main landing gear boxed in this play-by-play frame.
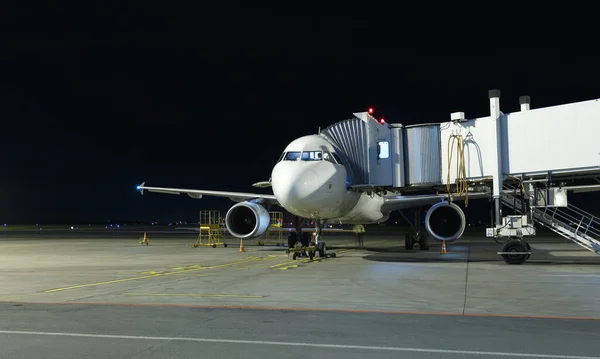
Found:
[285,217,336,260]
[400,207,430,250]
[499,237,532,265]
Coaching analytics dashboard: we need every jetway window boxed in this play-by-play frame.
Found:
[284,151,301,161]
[377,141,389,159]
[301,151,322,161]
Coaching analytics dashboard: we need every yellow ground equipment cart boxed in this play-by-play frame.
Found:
[191,210,227,248]
[256,211,285,246]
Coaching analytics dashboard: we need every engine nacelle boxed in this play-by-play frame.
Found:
[225,201,271,239]
[424,201,466,242]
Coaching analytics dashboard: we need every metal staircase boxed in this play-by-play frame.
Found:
[502,185,600,255]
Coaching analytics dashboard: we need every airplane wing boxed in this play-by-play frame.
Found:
[136,182,279,204]
[175,226,355,233]
[381,191,491,213]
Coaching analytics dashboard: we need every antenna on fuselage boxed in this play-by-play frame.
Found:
[318,126,321,134]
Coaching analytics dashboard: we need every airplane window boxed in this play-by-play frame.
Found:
[284,151,301,161]
[301,151,322,161]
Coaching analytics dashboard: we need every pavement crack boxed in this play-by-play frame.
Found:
[125,339,168,359]
[462,242,471,315]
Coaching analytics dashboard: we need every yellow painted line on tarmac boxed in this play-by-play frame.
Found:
[43,256,275,293]
[273,264,298,271]
[0,294,24,301]
[123,293,264,298]
[270,249,352,269]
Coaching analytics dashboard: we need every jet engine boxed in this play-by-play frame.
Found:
[424,201,466,242]
[225,201,271,239]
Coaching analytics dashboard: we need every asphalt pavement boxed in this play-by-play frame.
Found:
[0,302,599,359]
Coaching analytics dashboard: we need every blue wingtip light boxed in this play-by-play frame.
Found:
[137,182,145,195]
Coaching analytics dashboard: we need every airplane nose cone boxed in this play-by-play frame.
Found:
[279,169,320,198]
[272,164,321,214]
[297,169,320,195]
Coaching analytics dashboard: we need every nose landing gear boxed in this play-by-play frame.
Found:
[285,217,337,260]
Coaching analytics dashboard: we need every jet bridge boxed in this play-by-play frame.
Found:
[440,90,600,264]
[320,90,600,264]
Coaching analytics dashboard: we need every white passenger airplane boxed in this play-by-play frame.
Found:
[137,111,487,257]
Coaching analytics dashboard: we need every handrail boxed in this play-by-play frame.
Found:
[501,189,600,250]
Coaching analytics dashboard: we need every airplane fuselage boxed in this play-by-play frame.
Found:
[270,134,389,224]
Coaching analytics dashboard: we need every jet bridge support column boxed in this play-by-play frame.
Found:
[489,89,503,228]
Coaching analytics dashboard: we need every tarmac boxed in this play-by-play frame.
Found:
[0,226,599,358]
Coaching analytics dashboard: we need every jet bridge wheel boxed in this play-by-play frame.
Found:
[500,239,531,265]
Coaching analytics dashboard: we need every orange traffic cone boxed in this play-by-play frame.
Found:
[441,240,446,254]
[140,232,148,245]
[239,239,246,252]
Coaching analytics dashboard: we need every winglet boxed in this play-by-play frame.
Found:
[137,182,145,195]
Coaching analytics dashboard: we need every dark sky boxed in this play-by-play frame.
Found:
[1,4,599,224]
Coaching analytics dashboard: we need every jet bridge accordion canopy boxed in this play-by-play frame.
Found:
[319,112,443,189]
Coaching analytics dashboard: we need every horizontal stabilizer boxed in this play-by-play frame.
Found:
[252,181,272,188]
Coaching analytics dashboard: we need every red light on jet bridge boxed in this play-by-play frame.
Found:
[368,108,374,114]
[380,118,385,123]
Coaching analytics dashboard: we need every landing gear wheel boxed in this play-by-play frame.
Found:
[288,233,298,249]
[317,242,327,257]
[301,232,311,247]
[405,233,414,250]
[501,239,529,265]
[419,233,430,250]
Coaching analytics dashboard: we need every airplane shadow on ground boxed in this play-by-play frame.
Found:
[360,246,600,265]
[360,254,490,263]
[250,244,600,265]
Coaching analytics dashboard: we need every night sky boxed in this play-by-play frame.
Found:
[2,5,599,224]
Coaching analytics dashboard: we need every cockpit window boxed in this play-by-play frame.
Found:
[331,152,343,165]
[277,152,286,163]
[301,151,322,161]
[284,151,301,161]
[323,151,336,164]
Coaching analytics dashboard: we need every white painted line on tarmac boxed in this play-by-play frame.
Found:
[540,274,600,277]
[0,330,597,358]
